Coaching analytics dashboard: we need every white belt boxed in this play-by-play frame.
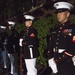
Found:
[53,48,65,53]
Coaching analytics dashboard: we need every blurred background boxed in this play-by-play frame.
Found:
[0,0,75,25]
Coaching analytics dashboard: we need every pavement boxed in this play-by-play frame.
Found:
[0,62,52,75]
[0,53,53,75]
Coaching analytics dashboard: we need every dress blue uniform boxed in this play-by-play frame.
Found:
[47,2,75,75]
[19,15,39,75]
[7,21,20,75]
[20,26,39,59]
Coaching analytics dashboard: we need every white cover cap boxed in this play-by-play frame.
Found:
[54,2,73,10]
[8,21,15,26]
[0,26,6,29]
[24,15,35,20]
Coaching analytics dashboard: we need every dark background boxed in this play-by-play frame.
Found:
[0,0,75,25]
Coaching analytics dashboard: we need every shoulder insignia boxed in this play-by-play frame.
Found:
[72,36,75,43]
[30,33,35,37]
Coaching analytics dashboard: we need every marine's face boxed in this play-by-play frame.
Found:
[57,11,70,24]
[25,20,32,27]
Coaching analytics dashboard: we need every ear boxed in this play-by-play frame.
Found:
[67,11,70,18]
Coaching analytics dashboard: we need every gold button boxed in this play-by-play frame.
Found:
[59,31,61,32]
[63,55,65,57]
[59,57,61,59]
[55,59,57,62]
[58,35,60,36]
[57,38,59,40]
[56,42,58,44]
[56,47,58,48]
[60,27,62,29]
[63,24,64,26]
[69,33,72,36]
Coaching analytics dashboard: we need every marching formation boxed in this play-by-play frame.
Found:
[0,1,75,75]
[0,14,39,75]
[0,21,20,75]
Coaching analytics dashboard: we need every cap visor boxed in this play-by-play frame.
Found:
[55,8,70,13]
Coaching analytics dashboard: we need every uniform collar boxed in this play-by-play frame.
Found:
[60,21,70,26]
[29,26,33,28]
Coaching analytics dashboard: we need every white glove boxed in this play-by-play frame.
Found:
[19,39,23,46]
[48,58,58,73]
[72,55,75,66]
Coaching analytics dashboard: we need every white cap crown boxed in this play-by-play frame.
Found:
[24,15,35,20]
[54,2,73,10]
[0,26,6,29]
[8,21,15,26]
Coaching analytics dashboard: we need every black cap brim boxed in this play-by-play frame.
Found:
[24,19,33,22]
[55,8,70,13]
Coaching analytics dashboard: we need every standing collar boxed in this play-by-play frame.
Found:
[60,21,70,26]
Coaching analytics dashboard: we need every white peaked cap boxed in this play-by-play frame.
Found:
[24,15,35,20]
[54,2,73,10]
[8,21,15,25]
[0,26,6,29]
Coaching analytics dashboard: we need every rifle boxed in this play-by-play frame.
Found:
[20,47,23,75]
